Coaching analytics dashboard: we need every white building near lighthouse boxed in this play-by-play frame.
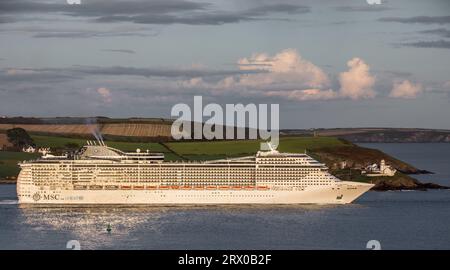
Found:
[365,160,397,177]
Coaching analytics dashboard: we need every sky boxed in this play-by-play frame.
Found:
[0,0,450,129]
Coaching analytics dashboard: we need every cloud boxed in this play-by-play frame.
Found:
[101,49,136,54]
[0,0,310,26]
[0,24,159,38]
[0,0,206,16]
[379,16,450,25]
[335,5,392,12]
[0,65,262,81]
[96,87,112,103]
[1,50,382,106]
[183,50,378,102]
[338,58,376,100]
[389,80,423,99]
[234,49,330,89]
[94,4,308,25]
[265,89,337,101]
[0,16,16,24]
[1,68,80,84]
[32,30,156,38]
[72,65,263,78]
[419,28,450,38]
[400,40,450,49]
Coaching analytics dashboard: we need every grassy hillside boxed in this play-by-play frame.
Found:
[166,137,349,160]
[31,135,170,153]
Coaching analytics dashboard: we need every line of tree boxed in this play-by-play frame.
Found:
[6,128,35,149]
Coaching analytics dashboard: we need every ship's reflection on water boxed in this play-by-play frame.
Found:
[17,204,343,249]
[18,205,169,249]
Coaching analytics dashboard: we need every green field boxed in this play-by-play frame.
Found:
[0,151,39,179]
[31,135,170,152]
[166,137,349,159]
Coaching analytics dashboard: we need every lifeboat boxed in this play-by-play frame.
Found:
[257,186,269,190]
[244,185,255,190]
[105,185,119,190]
[120,185,131,190]
[194,186,204,190]
[89,185,103,190]
[219,186,230,190]
[133,185,144,190]
[73,185,87,190]
[181,186,191,190]
[206,186,217,190]
[146,186,157,190]
[159,186,169,190]
[170,186,180,189]
[232,186,242,190]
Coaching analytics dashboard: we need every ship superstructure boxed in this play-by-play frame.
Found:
[17,142,373,204]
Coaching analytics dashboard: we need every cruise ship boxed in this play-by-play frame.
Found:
[17,142,374,204]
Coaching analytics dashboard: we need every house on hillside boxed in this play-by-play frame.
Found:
[22,145,36,153]
[363,160,397,177]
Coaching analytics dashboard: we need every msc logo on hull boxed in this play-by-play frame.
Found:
[32,193,60,201]
[32,193,41,201]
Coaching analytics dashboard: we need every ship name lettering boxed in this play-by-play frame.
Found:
[43,194,60,200]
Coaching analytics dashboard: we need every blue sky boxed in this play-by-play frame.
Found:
[0,0,450,129]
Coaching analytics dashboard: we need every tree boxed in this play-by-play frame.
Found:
[6,128,34,149]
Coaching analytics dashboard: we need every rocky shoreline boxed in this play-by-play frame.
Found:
[371,180,450,191]
[0,179,17,184]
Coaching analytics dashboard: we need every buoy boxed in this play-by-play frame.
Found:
[106,224,112,233]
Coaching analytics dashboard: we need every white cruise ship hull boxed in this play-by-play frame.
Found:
[18,182,373,205]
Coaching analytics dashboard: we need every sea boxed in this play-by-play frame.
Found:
[0,143,449,250]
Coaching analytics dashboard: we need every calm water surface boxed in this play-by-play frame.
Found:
[0,143,449,250]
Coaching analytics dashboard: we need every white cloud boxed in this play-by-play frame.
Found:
[181,77,205,88]
[338,58,376,100]
[96,87,112,103]
[265,89,338,101]
[234,48,330,89]
[178,49,380,102]
[6,69,38,75]
[389,80,423,99]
